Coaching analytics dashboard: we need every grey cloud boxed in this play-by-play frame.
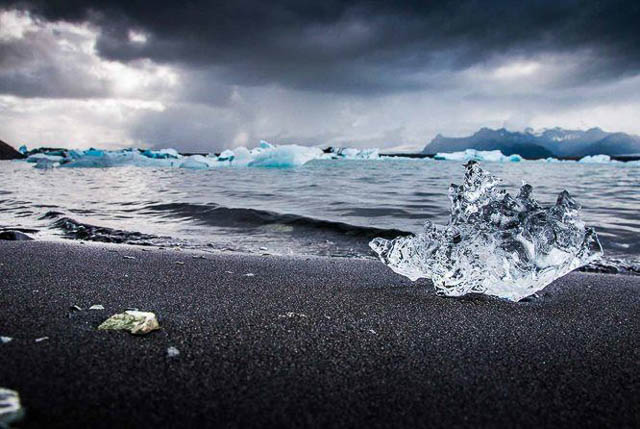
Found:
[4,0,639,94]
[3,0,640,152]
[0,27,110,98]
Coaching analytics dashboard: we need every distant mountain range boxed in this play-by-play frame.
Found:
[423,127,640,158]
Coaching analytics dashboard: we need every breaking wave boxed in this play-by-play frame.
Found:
[141,202,410,240]
[43,211,164,245]
[30,205,639,275]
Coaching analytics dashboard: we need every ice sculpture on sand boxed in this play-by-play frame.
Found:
[370,161,603,301]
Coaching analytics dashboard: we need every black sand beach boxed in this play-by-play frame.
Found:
[1,241,639,428]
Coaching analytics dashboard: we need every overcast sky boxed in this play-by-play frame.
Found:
[1,0,640,152]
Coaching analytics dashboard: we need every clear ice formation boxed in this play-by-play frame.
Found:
[370,161,603,301]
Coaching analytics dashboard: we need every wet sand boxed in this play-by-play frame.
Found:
[0,241,638,428]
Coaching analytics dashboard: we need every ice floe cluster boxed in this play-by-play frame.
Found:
[22,141,381,169]
[370,161,603,301]
[434,150,639,165]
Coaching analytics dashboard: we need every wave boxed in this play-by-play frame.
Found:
[142,202,411,240]
[43,212,162,245]
[580,258,640,275]
[32,207,640,275]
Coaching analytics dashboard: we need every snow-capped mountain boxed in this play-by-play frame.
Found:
[423,127,640,158]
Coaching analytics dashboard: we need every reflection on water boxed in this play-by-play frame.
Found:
[1,159,639,264]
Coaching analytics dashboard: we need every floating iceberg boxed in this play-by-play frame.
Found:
[578,154,617,164]
[60,150,179,168]
[210,141,323,167]
[34,158,59,169]
[325,147,380,160]
[141,148,180,159]
[434,149,523,163]
[26,153,65,163]
[370,162,603,301]
[179,154,216,169]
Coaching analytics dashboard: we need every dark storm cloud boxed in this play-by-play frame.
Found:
[5,0,640,94]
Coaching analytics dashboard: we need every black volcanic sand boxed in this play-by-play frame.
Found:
[1,241,638,428]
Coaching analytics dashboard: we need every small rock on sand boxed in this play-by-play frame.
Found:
[167,346,180,358]
[98,311,160,335]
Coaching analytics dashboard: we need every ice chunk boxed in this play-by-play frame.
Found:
[18,145,27,154]
[328,147,380,159]
[84,148,105,157]
[60,150,176,168]
[98,310,160,335]
[0,388,23,426]
[34,158,58,169]
[142,148,180,159]
[578,154,616,164]
[248,144,323,167]
[258,140,274,149]
[0,336,12,344]
[434,149,522,163]
[179,155,214,169]
[26,153,65,163]
[370,162,603,301]
[217,149,235,162]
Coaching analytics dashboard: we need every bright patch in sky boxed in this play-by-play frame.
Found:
[0,9,36,41]
[493,61,540,79]
[128,30,148,44]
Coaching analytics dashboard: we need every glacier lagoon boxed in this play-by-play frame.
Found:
[2,144,639,281]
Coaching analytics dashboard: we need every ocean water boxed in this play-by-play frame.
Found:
[1,157,639,273]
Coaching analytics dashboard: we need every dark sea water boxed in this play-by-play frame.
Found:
[1,158,639,273]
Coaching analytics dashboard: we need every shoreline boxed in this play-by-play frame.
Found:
[1,240,639,428]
